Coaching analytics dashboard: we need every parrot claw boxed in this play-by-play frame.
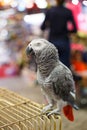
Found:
[42,104,53,114]
[47,109,61,117]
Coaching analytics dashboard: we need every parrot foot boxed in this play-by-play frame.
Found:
[47,108,61,116]
[42,104,53,114]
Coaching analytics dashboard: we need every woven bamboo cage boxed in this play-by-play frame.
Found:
[0,88,62,130]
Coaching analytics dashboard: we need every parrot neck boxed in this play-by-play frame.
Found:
[37,59,58,78]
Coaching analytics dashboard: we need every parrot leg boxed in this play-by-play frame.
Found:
[42,93,55,114]
[47,99,64,116]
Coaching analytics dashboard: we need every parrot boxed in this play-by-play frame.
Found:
[26,38,79,121]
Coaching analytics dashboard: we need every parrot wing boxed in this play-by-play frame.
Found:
[48,62,76,101]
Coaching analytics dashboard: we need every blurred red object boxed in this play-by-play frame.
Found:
[66,1,81,30]
[0,64,19,78]
[71,43,85,51]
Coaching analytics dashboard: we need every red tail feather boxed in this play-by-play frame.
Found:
[63,105,74,121]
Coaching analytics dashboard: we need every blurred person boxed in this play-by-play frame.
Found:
[41,0,77,68]
[71,50,87,72]
[71,50,87,102]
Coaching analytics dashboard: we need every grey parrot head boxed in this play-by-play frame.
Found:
[26,39,49,57]
[26,38,59,62]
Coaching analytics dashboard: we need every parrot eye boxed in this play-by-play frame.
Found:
[36,42,41,46]
[29,43,31,46]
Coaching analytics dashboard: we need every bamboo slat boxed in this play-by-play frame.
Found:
[0,88,62,130]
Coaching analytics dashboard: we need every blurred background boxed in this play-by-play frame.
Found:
[0,0,87,130]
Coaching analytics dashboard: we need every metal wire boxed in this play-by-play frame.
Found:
[0,88,62,130]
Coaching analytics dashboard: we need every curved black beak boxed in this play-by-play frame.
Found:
[26,46,35,57]
[26,46,32,55]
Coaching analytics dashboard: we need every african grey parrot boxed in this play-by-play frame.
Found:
[26,38,79,121]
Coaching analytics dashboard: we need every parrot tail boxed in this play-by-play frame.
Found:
[63,105,74,121]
